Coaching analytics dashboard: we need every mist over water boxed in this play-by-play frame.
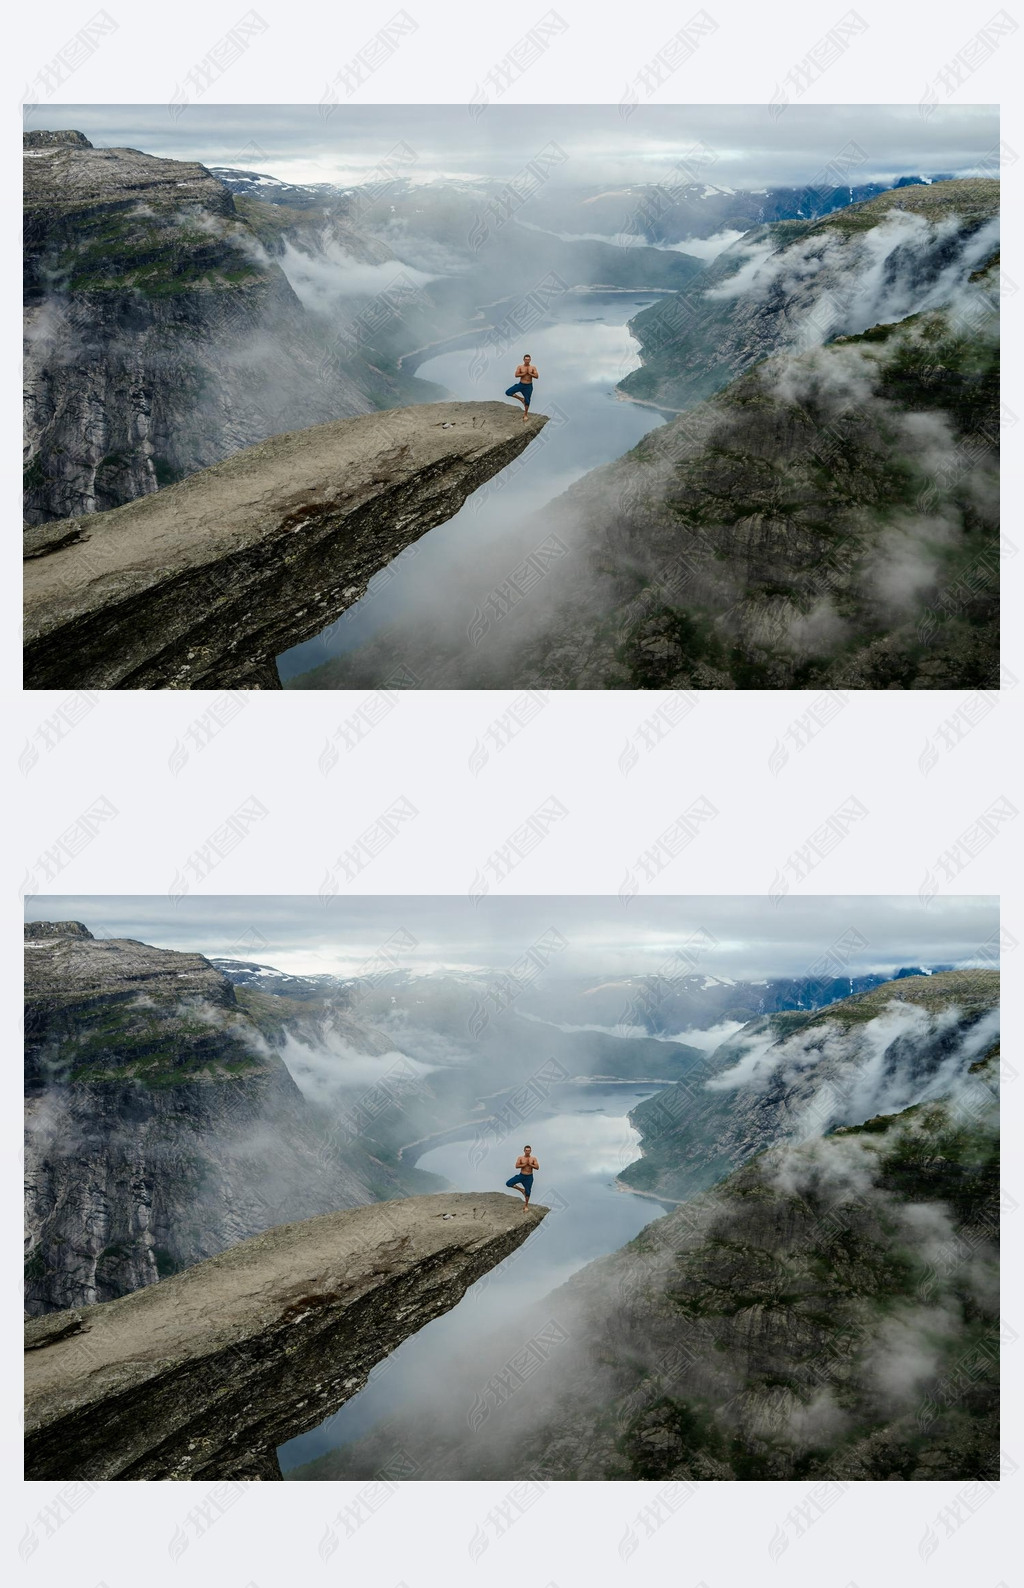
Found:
[277,1081,673,1471]
[275,293,667,678]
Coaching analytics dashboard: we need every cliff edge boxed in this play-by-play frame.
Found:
[24,401,546,689]
[25,1192,547,1479]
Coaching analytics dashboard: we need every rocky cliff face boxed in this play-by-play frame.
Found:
[297,1026,998,1482]
[24,926,409,1315]
[24,918,93,940]
[620,970,1000,1201]
[23,134,383,524]
[24,130,93,150]
[22,133,706,534]
[25,1192,546,1480]
[24,400,546,689]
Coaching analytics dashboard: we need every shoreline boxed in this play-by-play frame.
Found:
[395,1116,492,1162]
[613,386,689,416]
[566,285,679,295]
[395,287,681,374]
[561,1074,677,1086]
[613,1178,687,1207]
[396,326,496,373]
[397,1077,673,1164]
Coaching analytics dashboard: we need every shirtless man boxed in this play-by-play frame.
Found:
[506,1145,540,1209]
[505,354,539,423]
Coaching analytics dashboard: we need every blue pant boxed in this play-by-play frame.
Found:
[506,1173,534,1195]
[505,381,533,408]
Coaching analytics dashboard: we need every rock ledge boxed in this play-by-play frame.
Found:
[24,1192,546,1479]
[24,402,546,689]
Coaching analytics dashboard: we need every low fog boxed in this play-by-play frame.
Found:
[706,211,999,337]
[275,988,998,1478]
[277,240,438,313]
[277,1027,438,1122]
[273,197,998,687]
[706,1000,999,1126]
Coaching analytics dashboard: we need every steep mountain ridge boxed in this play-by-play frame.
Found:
[619,178,999,411]
[619,970,1000,1201]
[23,133,387,524]
[23,924,413,1314]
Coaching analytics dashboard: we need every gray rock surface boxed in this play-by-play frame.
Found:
[24,400,546,689]
[23,136,376,524]
[24,927,403,1313]
[24,1193,547,1480]
[24,130,93,149]
[24,920,94,940]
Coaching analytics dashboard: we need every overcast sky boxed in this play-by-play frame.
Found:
[25,895,999,981]
[25,105,999,190]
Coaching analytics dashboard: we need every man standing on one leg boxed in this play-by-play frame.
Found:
[505,353,539,423]
[506,1144,540,1209]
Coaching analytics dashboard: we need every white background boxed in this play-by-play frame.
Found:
[4,1,1021,1583]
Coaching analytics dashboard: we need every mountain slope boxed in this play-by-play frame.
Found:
[293,1004,998,1482]
[540,304,998,690]
[619,177,999,411]
[23,923,414,1314]
[23,133,382,524]
[497,1081,999,1480]
[619,969,1000,1201]
[298,286,999,692]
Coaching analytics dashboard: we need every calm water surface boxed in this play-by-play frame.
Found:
[279,1081,674,1470]
[276,294,667,680]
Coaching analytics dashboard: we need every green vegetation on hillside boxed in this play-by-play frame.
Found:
[802,969,1001,1029]
[294,1089,998,1482]
[616,970,1000,1203]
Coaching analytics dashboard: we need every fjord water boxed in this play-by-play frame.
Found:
[278,1081,674,1472]
[275,293,668,681]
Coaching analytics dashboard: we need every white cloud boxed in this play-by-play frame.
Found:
[25,896,1001,984]
[276,239,438,314]
[706,210,1000,351]
[27,104,999,194]
[667,228,747,261]
[706,1001,1000,1144]
[278,1029,434,1107]
[663,1019,748,1052]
